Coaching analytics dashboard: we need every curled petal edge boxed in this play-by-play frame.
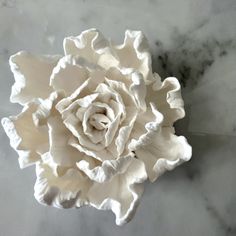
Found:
[114,30,153,84]
[151,135,192,182]
[153,76,185,125]
[63,28,109,57]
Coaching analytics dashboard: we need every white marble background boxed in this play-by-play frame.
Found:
[0,0,236,235]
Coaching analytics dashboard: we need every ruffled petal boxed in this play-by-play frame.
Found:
[128,103,164,150]
[88,157,147,226]
[1,103,49,168]
[48,115,83,167]
[32,91,64,127]
[105,77,136,109]
[105,67,132,88]
[50,55,89,96]
[25,91,81,167]
[64,28,117,69]
[134,127,192,182]
[77,155,134,183]
[69,135,116,162]
[63,112,105,152]
[115,107,138,156]
[129,72,146,111]
[64,29,153,82]
[34,161,91,208]
[113,30,153,83]
[105,69,147,112]
[147,76,185,126]
[64,28,107,57]
[55,70,106,114]
[9,51,60,105]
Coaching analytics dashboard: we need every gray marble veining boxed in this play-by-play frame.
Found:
[0,0,236,235]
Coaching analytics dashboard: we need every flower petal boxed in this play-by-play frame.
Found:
[134,127,192,182]
[128,103,164,150]
[63,112,105,152]
[88,157,147,226]
[105,67,132,88]
[129,72,146,111]
[1,103,49,168]
[9,51,60,105]
[55,70,106,114]
[77,155,133,183]
[105,78,136,110]
[34,162,91,208]
[69,135,116,162]
[30,92,81,167]
[47,115,83,167]
[75,93,99,108]
[32,91,65,127]
[115,107,138,156]
[113,30,153,83]
[50,55,89,96]
[147,76,185,126]
[63,28,109,63]
[82,102,112,144]
[94,83,126,146]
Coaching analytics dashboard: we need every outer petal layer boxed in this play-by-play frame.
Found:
[63,28,113,66]
[1,103,49,168]
[50,55,89,96]
[34,160,91,208]
[113,30,153,83]
[63,29,153,83]
[88,157,147,226]
[9,51,60,105]
[135,127,192,182]
[146,76,185,126]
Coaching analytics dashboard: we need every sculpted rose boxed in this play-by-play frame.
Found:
[2,29,192,225]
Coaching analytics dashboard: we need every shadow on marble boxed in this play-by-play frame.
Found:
[152,32,236,88]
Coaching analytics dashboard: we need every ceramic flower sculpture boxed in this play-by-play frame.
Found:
[1,29,192,225]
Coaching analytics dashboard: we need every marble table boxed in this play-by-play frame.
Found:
[0,0,236,235]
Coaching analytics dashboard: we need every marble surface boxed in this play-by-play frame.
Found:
[0,0,236,235]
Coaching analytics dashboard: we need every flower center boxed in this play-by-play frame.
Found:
[89,113,110,130]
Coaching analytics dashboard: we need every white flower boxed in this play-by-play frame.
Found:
[1,29,192,225]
